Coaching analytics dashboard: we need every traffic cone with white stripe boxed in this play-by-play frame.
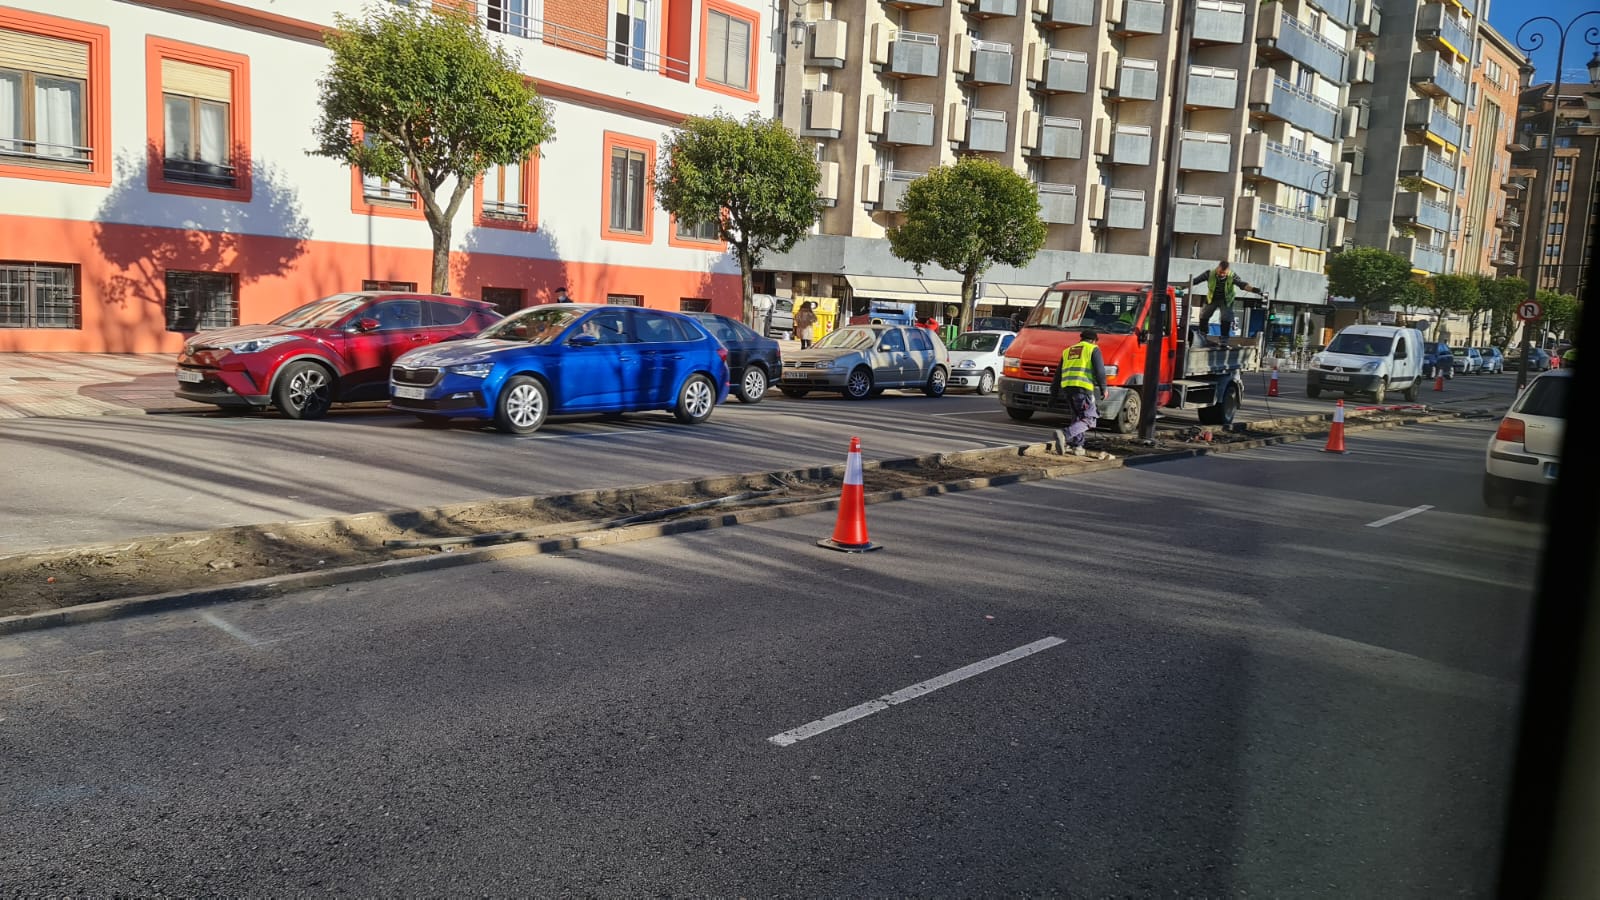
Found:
[1323,399,1348,454]
[1268,365,1280,397]
[818,436,881,553]
[1434,370,1445,391]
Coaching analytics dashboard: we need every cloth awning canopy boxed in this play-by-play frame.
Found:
[986,283,1051,302]
[846,275,964,304]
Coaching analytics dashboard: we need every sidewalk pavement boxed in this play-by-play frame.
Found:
[0,353,196,420]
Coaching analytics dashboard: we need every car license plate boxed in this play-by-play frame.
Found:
[1324,374,1349,382]
[1025,382,1051,394]
[176,369,203,383]
[393,385,428,400]
[1547,463,1560,480]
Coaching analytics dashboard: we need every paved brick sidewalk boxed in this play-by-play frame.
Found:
[0,353,200,420]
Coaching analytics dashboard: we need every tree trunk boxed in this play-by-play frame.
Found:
[738,250,755,330]
[430,220,452,294]
[960,269,977,334]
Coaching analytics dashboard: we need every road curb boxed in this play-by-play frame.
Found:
[0,412,1461,637]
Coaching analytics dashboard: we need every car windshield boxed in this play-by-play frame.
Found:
[271,294,369,328]
[1027,290,1144,332]
[1451,347,1471,355]
[815,328,877,351]
[951,333,1001,352]
[1326,333,1393,356]
[1515,375,1569,418]
[480,306,585,345]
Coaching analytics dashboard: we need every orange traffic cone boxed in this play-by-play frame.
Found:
[1323,399,1348,454]
[1434,371,1445,392]
[818,436,881,553]
[1267,366,1280,397]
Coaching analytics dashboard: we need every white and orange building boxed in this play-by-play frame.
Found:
[0,0,769,352]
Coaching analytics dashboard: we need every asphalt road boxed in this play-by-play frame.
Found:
[0,368,1521,554]
[0,417,1543,895]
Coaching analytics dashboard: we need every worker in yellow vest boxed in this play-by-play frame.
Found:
[1056,328,1112,459]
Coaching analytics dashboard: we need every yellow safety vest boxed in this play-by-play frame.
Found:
[1058,342,1097,391]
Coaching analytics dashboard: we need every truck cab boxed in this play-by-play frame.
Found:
[998,280,1254,432]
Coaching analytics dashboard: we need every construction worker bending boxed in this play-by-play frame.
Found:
[1056,328,1113,460]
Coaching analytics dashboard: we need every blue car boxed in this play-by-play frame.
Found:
[388,304,730,434]
[1422,342,1455,379]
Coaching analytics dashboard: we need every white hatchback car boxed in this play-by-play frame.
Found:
[1484,369,1568,508]
[946,330,1017,394]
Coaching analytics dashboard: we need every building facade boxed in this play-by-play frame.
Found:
[1511,81,1600,299]
[1451,23,1525,281]
[764,0,1360,333]
[0,0,767,352]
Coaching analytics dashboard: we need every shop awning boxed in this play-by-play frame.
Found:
[846,275,964,303]
[986,283,1050,303]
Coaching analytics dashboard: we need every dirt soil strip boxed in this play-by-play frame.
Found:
[0,411,1452,635]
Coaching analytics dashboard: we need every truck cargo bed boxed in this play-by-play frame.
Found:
[1184,343,1258,375]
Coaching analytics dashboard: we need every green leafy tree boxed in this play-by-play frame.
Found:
[1394,280,1433,328]
[1430,274,1478,342]
[312,3,554,292]
[887,158,1047,333]
[1481,276,1529,346]
[655,112,822,321]
[1539,290,1579,340]
[1326,245,1412,323]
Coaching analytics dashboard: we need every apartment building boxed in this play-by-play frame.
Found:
[0,0,767,353]
[1346,0,1481,277]
[765,0,1360,324]
[1511,81,1600,299]
[1446,23,1524,279]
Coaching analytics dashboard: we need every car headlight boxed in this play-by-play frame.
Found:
[1311,353,1326,367]
[1362,360,1381,373]
[445,362,493,378]
[217,335,297,354]
[959,359,976,368]
[1104,364,1118,379]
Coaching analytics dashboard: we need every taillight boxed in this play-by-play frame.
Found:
[717,347,728,363]
[1495,417,1526,443]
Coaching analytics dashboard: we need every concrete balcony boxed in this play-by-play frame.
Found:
[800,90,844,140]
[1040,49,1090,93]
[1417,4,1471,57]
[967,40,1015,86]
[1395,236,1446,274]
[1194,0,1247,43]
[1411,52,1468,104]
[1175,194,1226,235]
[1342,146,1364,175]
[1354,0,1379,38]
[882,101,936,146]
[966,108,1009,152]
[1349,47,1376,84]
[1035,0,1096,27]
[1242,132,1334,193]
[1501,207,1521,229]
[1249,70,1340,140]
[1187,65,1239,108]
[1037,182,1078,224]
[886,0,944,8]
[1394,192,1452,234]
[1405,98,1463,149]
[1111,125,1153,165]
[887,32,941,78]
[970,0,1020,15]
[1237,195,1326,249]
[1334,192,1358,221]
[1111,58,1159,102]
[1035,115,1084,158]
[1257,12,1347,81]
[1179,130,1232,172]
[806,19,848,69]
[1398,145,1456,188]
[818,161,840,207]
[880,169,924,212]
[1307,0,1353,27]
[1106,188,1147,229]
[1114,0,1166,34]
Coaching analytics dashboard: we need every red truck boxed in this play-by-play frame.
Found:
[997,279,1257,432]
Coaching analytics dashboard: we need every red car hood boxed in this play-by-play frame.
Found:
[184,323,311,351]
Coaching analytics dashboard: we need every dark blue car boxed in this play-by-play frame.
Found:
[1423,342,1455,379]
[690,312,781,404]
[388,304,730,434]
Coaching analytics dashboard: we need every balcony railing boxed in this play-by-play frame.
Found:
[1037,0,1096,27]
[1193,0,1247,43]
[1417,4,1471,55]
[1037,182,1078,224]
[1307,0,1353,27]
[972,0,1020,14]
[1113,58,1160,101]
[1106,188,1146,229]
[880,168,925,211]
[967,108,1009,152]
[1042,49,1090,92]
[886,0,944,8]
[1250,72,1340,139]
[482,11,693,79]
[1175,194,1226,235]
[1036,115,1084,158]
[1244,133,1334,193]
[1111,125,1153,165]
[1395,192,1452,233]
[164,158,238,189]
[968,39,1015,85]
[1117,0,1166,34]
[1396,237,1446,274]
[1411,52,1467,104]
[882,100,936,145]
[1405,98,1463,148]
[1259,202,1327,249]
[1263,12,1347,80]
[1187,65,1239,108]
[1398,145,1456,188]
[888,31,941,77]
[1179,130,1232,172]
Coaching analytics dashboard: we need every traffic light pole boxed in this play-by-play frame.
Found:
[1139,0,1197,442]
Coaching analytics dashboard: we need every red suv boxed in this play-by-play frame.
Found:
[175,292,501,418]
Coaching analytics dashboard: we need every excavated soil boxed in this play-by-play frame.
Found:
[0,409,1437,619]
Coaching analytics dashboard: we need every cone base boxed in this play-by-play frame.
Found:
[1322,448,1349,454]
[817,538,882,553]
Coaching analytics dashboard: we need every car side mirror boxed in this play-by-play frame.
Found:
[568,333,600,347]
[354,318,379,333]
[1136,329,1148,345]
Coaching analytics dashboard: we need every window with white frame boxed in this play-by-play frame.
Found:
[705,8,752,91]
[488,0,533,38]
[613,0,651,70]
[677,215,720,241]
[162,59,233,186]
[0,29,90,166]
[609,144,648,233]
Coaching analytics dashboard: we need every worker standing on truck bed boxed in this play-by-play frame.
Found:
[1055,328,1112,459]
[1189,260,1263,342]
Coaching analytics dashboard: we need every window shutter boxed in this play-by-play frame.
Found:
[707,12,728,84]
[162,59,231,102]
[0,28,90,80]
[726,16,750,89]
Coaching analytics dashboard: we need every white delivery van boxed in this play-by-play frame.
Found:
[1305,325,1426,403]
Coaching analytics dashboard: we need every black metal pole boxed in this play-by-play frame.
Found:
[1139,0,1196,442]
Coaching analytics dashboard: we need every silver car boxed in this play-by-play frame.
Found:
[778,325,949,400]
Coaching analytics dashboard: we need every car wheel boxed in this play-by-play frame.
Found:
[1197,384,1240,426]
[1403,379,1419,402]
[414,415,452,428]
[272,361,334,420]
[674,374,717,424]
[494,375,548,435]
[1371,379,1387,404]
[1110,389,1140,435]
[780,387,809,399]
[1482,473,1515,510]
[1306,385,1321,399]
[737,365,768,404]
[976,370,996,395]
[1005,406,1034,421]
[843,367,874,400]
[922,366,947,398]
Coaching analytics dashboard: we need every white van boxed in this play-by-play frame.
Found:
[1306,325,1426,403]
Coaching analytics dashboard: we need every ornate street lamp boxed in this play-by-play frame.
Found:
[789,9,808,49]
[1512,12,1600,388]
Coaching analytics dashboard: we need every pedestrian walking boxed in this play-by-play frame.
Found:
[1056,328,1111,459]
[795,301,818,349]
[1188,261,1263,341]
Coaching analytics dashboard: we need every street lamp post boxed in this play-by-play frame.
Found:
[1512,13,1600,389]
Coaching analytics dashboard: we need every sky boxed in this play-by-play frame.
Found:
[1486,0,1600,88]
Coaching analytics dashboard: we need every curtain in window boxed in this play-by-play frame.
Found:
[198,101,227,165]
[0,71,19,153]
[164,96,192,160]
[724,15,749,89]
[490,161,520,206]
[707,12,728,85]
[33,76,83,159]
[610,148,644,231]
